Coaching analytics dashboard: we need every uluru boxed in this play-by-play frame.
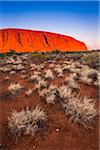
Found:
[0,28,87,53]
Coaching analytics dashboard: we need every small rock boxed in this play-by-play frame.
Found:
[33,146,36,149]
[56,128,60,132]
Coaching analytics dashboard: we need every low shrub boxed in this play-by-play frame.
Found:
[7,50,16,56]
[81,51,100,70]
[0,53,6,58]
[30,53,48,63]
[51,50,61,54]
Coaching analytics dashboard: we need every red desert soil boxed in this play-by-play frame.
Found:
[0,28,87,53]
[0,60,99,150]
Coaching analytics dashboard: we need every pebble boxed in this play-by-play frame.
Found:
[33,146,36,149]
[56,128,60,132]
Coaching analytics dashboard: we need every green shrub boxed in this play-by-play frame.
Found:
[51,50,61,54]
[30,53,48,63]
[0,53,6,58]
[7,49,16,56]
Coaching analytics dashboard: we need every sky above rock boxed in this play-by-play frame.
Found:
[0,1,99,50]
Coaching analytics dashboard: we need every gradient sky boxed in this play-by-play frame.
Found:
[0,1,99,50]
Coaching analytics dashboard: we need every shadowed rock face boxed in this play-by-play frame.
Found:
[0,28,88,52]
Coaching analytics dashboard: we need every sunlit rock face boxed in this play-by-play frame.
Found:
[0,28,88,52]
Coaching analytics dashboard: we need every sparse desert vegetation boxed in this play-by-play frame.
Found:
[0,50,99,150]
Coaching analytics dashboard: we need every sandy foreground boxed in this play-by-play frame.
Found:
[0,53,99,150]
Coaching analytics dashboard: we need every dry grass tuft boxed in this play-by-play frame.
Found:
[8,83,23,94]
[62,96,97,128]
[8,106,46,140]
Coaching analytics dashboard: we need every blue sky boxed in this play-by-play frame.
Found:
[0,1,99,49]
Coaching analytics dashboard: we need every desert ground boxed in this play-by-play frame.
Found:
[0,51,99,150]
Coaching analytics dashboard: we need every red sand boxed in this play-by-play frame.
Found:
[0,60,99,150]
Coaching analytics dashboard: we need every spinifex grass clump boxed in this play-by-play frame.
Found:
[58,85,72,100]
[25,89,34,96]
[34,79,48,90]
[44,69,54,80]
[8,83,23,94]
[64,76,80,89]
[39,84,59,104]
[63,96,97,128]
[8,106,46,140]
[29,74,41,82]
